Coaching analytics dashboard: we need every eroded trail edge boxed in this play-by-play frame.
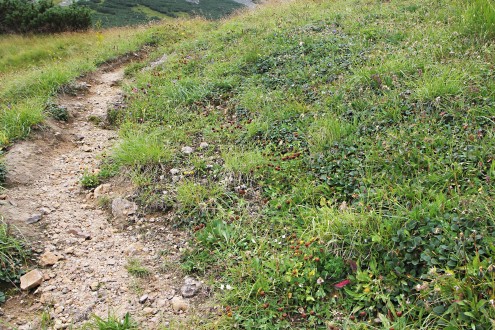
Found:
[1,63,203,329]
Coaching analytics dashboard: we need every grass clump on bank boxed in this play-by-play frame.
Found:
[112,0,495,328]
[0,220,29,303]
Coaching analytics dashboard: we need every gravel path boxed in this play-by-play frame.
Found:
[0,63,204,329]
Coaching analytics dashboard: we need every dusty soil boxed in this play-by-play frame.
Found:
[0,62,208,329]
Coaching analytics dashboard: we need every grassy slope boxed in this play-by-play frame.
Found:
[0,19,205,146]
[107,0,495,328]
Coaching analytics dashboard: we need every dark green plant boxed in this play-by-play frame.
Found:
[80,171,100,189]
[0,0,91,34]
[0,161,6,186]
[46,104,69,122]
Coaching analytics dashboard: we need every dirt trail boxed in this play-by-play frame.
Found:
[0,63,204,329]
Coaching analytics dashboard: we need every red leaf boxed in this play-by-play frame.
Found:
[334,279,351,289]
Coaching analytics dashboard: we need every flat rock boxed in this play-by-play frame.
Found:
[39,251,60,267]
[181,276,202,298]
[111,198,137,218]
[199,142,209,149]
[20,269,43,290]
[171,296,189,313]
[26,214,42,224]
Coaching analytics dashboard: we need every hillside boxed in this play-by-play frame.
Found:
[2,0,495,329]
[78,0,250,27]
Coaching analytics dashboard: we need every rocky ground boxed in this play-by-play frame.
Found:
[0,61,209,329]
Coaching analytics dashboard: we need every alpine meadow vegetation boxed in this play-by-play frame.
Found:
[102,0,495,328]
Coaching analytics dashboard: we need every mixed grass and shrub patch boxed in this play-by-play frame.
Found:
[109,0,495,328]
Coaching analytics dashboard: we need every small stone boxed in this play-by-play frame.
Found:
[155,299,167,307]
[170,168,180,175]
[125,242,144,256]
[142,307,155,315]
[26,214,42,224]
[18,324,32,330]
[43,285,56,292]
[39,251,60,267]
[20,269,43,290]
[180,276,202,298]
[139,294,148,304]
[171,297,189,313]
[199,142,209,149]
[181,146,194,154]
[90,282,99,291]
[94,183,111,199]
[40,293,53,304]
[67,229,91,240]
[55,306,65,314]
[111,198,138,218]
[0,194,7,200]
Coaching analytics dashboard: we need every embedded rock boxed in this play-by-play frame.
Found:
[171,297,189,313]
[111,198,137,218]
[180,276,202,298]
[39,251,60,267]
[20,269,43,290]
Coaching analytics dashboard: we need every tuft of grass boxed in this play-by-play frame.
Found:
[0,219,29,302]
[222,148,266,175]
[125,258,151,278]
[307,115,356,153]
[463,0,495,39]
[114,127,172,167]
[80,171,101,189]
[40,309,53,330]
[81,312,138,330]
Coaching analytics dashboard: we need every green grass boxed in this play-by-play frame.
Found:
[109,0,495,328]
[0,18,204,147]
[125,258,151,278]
[0,220,29,302]
[81,312,138,330]
[463,0,495,39]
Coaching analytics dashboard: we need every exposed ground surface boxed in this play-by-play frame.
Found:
[0,63,207,329]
